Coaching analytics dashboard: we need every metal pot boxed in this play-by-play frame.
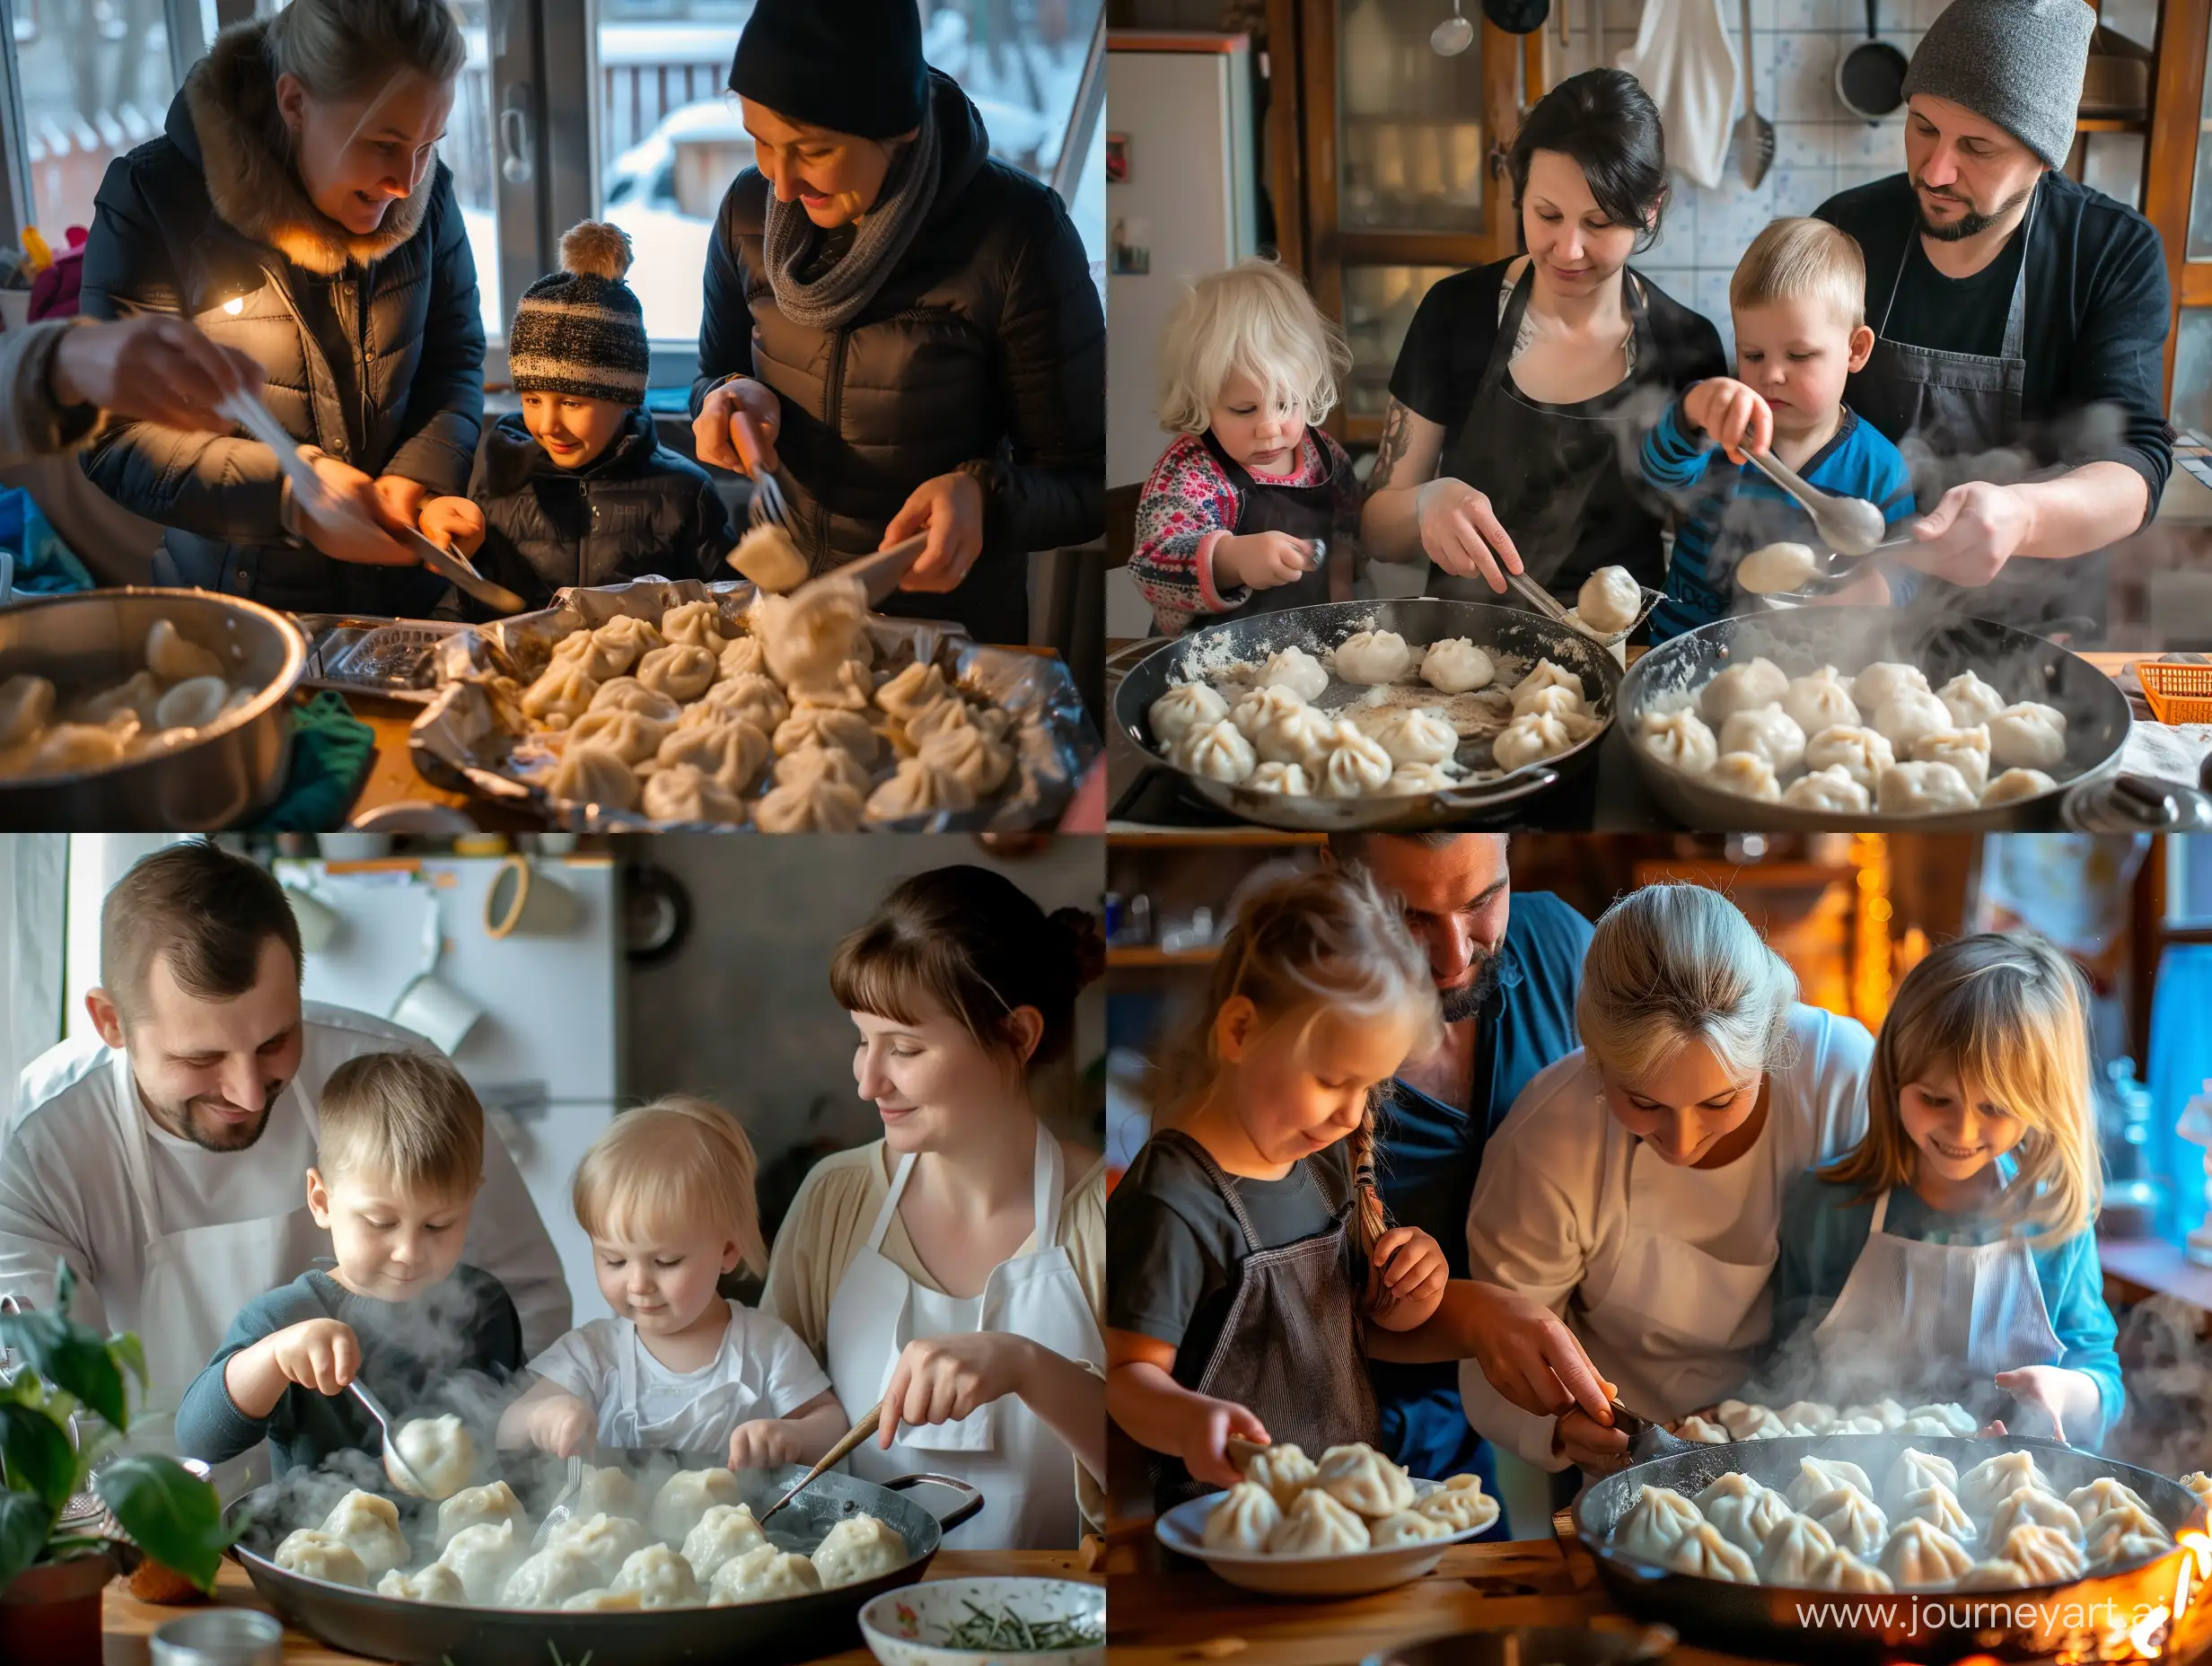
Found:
[0,589,305,829]
[1574,1433,2208,1662]
[1617,607,2130,830]
[1112,598,1620,830]
[224,1448,984,1666]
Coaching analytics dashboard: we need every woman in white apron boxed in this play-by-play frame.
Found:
[759,867,1108,1551]
[1444,884,1874,1479]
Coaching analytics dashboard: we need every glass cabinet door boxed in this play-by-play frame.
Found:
[1337,0,1487,233]
[1340,264,1456,420]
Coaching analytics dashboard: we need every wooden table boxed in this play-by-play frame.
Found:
[104,1552,1099,1664]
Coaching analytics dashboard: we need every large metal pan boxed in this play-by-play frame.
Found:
[224,1447,984,1666]
[1575,1433,2208,1662]
[0,588,305,829]
[1618,608,2130,831]
[1112,598,1620,830]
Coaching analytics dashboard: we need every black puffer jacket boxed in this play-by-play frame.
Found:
[78,19,485,615]
[461,408,732,618]
[689,70,1102,644]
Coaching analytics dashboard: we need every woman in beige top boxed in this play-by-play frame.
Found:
[760,865,1108,1549]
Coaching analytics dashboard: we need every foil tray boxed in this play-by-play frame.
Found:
[298,614,470,704]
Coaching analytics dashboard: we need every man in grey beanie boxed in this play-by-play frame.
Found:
[1813,0,2172,641]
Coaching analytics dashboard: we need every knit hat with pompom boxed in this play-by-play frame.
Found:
[507,221,650,404]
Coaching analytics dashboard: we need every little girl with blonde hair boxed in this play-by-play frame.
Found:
[1129,256,1357,633]
[497,1096,847,1468]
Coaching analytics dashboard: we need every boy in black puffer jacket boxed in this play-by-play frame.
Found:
[420,222,732,617]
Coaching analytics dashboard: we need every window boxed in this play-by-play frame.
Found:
[11,0,195,234]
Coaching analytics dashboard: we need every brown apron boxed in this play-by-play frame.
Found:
[1150,1128,1382,1512]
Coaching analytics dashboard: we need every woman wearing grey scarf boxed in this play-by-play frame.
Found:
[689,0,1104,645]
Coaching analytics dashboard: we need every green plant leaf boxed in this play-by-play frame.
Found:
[110,1334,148,1395]
[0,1307,127,1434]
[93,1456,226,1592]
[52,1262,75,1318]
[0,1493,52,1591]
[0,1403,75,1514]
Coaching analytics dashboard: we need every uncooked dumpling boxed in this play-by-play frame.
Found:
[1665,1522,1756,1581]
[378,1562,468,1602]
[703,671,792,735]
[434,1519,524,1602]
[1983,1486,2082,1546]
[1371,1509,1453,1548]
[1783,669,1860,734]
[1151,681,1230,748]
[524,660,600,728]
[1758,1513,1837,1583]
[1939,670,2006,728]
[502,1545,603,1609]
[1735,540,1819,595]
[435,1480,531,1553]
[655,717,768,793]
[275,1529,367,1587]
[1638,708,1717,775]
[145,618,225,681]
[1805,1486,1888,1559]
[1494,710,1576,773]
[1995,1521,2087,1583]
[1718,706,1806,773]
[1700,658,1788,722]
[906,696,1011,748]
[651,1469,743,1547]
[591,677,683,723]
[773,703,878,759]
[754,763,865,832]
[865,754,979,822]
[1369,706,1458,766]
[567,706,673,765]
[1784,766,1869,811]
[1510,660,1584,716]
[729,522,808,592]
[1257,646,1329,701]
[1884,1450,1959,1506]
[1879,1519,1971,1588]
[1786,1458,1873,1511]
[1911,726,1990,796]
[1333,629,1412,685]
[719,635,768,682]
[1851,662,1927,710]
[1873,688,1952,752]
[552,627,630,683]
[320,1489,409,1578]
[642,762,750,824]
[154,675,228,731]
[1204,1482,1282,1552]
[1421,636,1494,694]
[1989,701,2067,768]
[1615,1485,1704,1562]
[680,1504,768,1582]
[609,1542,703,1609]
[1314,1442,1416,1516]
[636,643,719,703]
[710,1544,822,1603]
[915,724,1010,794]
[774,742,871,795]
[1983,767,2056,805]
[550,741,641,811]
[1314,723,1393,798]
[658,600,728,652]
[0,673,53,749]
[1894,1484,1975,1546]
[1245,1443,1319,1511]
[1386,762,1459,794]
[1267,1487,1370,1555]
[788,655,874,712]
[1803,723,1894,790]
[755,573,866,691]
[1711,750,1780,802]
[875,661,950,722]
[390,1414,474,1499]
[1413,1473,1498,1534]
[545,1513,654,1585]
[1233,685,1333,767]
[1875,760,1976,815]
[1174,717,1258,783]
[1960,1451,2054,1519]
[811,1513,907,1587]
[1577,565,1642,634]
[592,614,664,672]
[1249,760,1313,794]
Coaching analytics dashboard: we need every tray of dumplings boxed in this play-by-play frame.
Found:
[1155,1441,1500,1597]
[409,575,1098,831]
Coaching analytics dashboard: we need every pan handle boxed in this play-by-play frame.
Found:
[883,1471,985,1534]
[1439,765,1560,810]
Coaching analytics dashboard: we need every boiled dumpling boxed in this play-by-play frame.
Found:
[1674,1416,1729,1443]
[389,1414,473,1499]
[1664,1522,1755,1582]
[592,614,664,671]
[434,1518,524,1603]
[1233,686,1334,767]
[1386,762,1459,795]
[1334,630,1412,685]
[1879,1519,1971,1589]
[1719,706,1806,773]
[710,1544,822,1603]
[643,762,750,824]
[1698,1474,1791,1556]
[1711,750,1781,802]
[754,574,866,692]
[772,702,877,759]
[1701,658,1788,722]
[434,1480,531,1553]
[701,671,791,735]
[1787,1459,1873,1511]
[719,635,768,682]
[754,762,865,833]
[591,676,684,723]
[1422,637,1494,694]
[1513,683,1585,722]
[1615,1485,1704,1562]
[549,741,642,811]
[788,655,874,713]
[1807,1548,1893,1592]
[1907,1403,1977,1436]
[275,1529,367,1587]
[1712,1400,1768,1440]
[1577,566,1642,635]
[1783,669,1860,734]
[320,1489,408,1578]
[503,1545,603,1608]
[145,618,225,681]
[577,1467,643,1522]
[1804,723,1894,791]
[153,675,227,732]
[378,1562,469,1603]
[1960,1451,2055,1519]
[1173,717,1257,784]
[1314,1442,1416,1517]
[658,600,728,652]
[1983,767,2057,805]
[2085,1504,2172,1569]
[729,522,808,592]
[1758,1513,1837,1583]
[1885,1450,1959,1505]
[1313,724,1393,798]
[1848,1399,1909,1430]
[567,705,673,765]
[1956,1557,2033,1590]
[1494,710,1576,774]
[1895,1484,1975,1546]
[610,1542,703,1609]
[1735,540,1819,595]
[81,669,162,728]
[1984,1486,2083,1546]
[1728,1407,1786,1440]
[1245,1443,1319,1511]
[1989,701,2067,768]
[1876,760,1977,815]
[561,1588,645,1611]
[2066,1477,2151,1527]
[812,1513,907,1587]
[1995,1521,2087,1583]
[1939,671,2007,728]
[1912,726,1990,796]
[554,628,632,684]
[1149,681,1230,748]
[544,1512,654,1584]
[865,753,978,822]
[1371,1509,1452,1548]
[655,717,769,793]
[0,673,53,749]
[776,743,871,795]
[1784,766,1870,812]
[1510,660,1585,716]
[1413,1473,1498,1534]
[1773,1403,1839,1433]
[1852,662,1927,709]
[875,660,950,722]
[1267,1486,1370,1555]
[1249,761,1313,794]
[1204,1482,1282,1551]
[1873,688,1952,752]
[1257,646,1329,701]
[1370,706,1458,767]
[1638,708,1717,775]
[1805,1486,1888,1559]
[636,643,719,703]
[650,1469,743,1547]
[680,1504,769,1582]
[1228,682,1305,736]
[524,659,600,728]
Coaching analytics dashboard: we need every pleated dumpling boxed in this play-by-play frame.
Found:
[1313,724,1394,799]
[2065,1477,2151,1528]
[1956,1557,2033,1591]
[1333,629,1412,686]
[1850,661,1928,710]
[275,1528,368,1588]
[503,1545,609,1609]
[1244,1442,1318,1512]
[543,1512,654,1585]
[1776,1402,1835,1432]
[719,634,768,683]
[1614,1485,1704,1562]
[1510,659,1585,716]
[775,741,871,795]
[1804,1486,1888,1559]
[710,1545,822,1604]
[1782,669,1860,735]
[1960,1450,2055,1519]
[390,1414,474,1499]
[1984,1486,2083,1546]
[1369,706,1458,767]
[319,1489,409,1578]
[1577,566,1643,636]
[146,618,226,681]
[1989,700,2067,768]
[549,741,640,812]
[154,676,229,732]
[701,671,791,735]
[1712,1400,1773,1440]
[1783,766,1870,813]
[1939,670,2007,728]
[1847,1399,1909,1431]
[1413,1473,1498,1534]
[577,1466,644,1521]
[1257,646,1329,701]
[2086,1504,2173,1569]
[1148,681,1229,748]
[658,600,728,652]
[1699,656,1788,722]
[1878,1519,1971,1589]
[754,758,865,833]
[811,1513,907,1588]
[1786,1457,1873,1512]
[1719,706,1806,774]
[1984,767,2057,805]
[553,627,632,684]
[566,705,673,765]
[591,676,683,723]
[1314,1442,1417,1517]
[378,1561,469,1603]
[636,643,719,703]
[1637,708,1718,776]
[1995,1521,2088,1583]
[1370,1510,1452,1548]
[876,660,950,723]
[654,716,769,794]
[561,1587,645,1611]
[641,762,750,825]
[787,655,874,713]
[2181,1472,2212,1506]
[1894,1484,1976,1546]
[1912,726,1991,797]
[1710,750,1781,802]
[1675,1416,1730,1443]
[650,1469,743,1547]
[1884,1449,1959,1506]
[772,703,878,761]
[1804,723,1894,791]
[1173,716,1257,783]
[1202,1482,1282,1552]
[434,1479,531,1553]
[916,722,1012,794]
[865,753,978,823]
[523,659,599,728]
[1267,1486,1371,1556]
[754,574,867,691]
[1906,1403,1977,1436]
[434,1518,524,1603]
[1493,710,1576,774]
[1421,637,1494,694]
[680,1504,769,1583]
[592,614,664,671]
[1664,1522,1756,1582]
[1251,761,1315,795]
[1876,759,1977,814]
[1806,1548,1893,1592]
[610,1542,703,1609]
[1757,1512,1837,1584]
[1872,688,1952,753]
[1696,1473,1790,1556]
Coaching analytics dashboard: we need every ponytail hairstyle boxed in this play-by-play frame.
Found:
[1823,933,2099,1247]
[262,0,466,110]
[830,864,1105,1076]
[1155,865,1443,1264]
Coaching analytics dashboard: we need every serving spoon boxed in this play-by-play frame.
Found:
[1743,448,1887,557]
[347,1381,439,1499]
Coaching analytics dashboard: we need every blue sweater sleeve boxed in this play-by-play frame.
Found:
[1640,395,1721,492]
[1769,1168,1865,1355]
[173,1285,320,1465]
[2034,1230,2124,1447]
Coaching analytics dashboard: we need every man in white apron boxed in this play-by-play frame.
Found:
[0,844,569,1484]
[1813,0,2170,643]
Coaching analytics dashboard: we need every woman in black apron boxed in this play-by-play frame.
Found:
[1360,70,1725,611]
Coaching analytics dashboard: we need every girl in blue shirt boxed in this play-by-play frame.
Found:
[1770,933,2121,1446]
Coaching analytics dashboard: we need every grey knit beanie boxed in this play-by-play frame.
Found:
[507,222,650,405]
[1901,0,2094,168]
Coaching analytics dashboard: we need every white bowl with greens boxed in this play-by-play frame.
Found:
[857,1576,1104,1666]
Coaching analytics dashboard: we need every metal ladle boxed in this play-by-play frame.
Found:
[1744,447,1887,556]
[1432,0,1475,55]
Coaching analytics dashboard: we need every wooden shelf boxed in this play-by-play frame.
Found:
[2100,1236,2212,1311]
[1108,945,1220,968]
[2077,116,2148,133]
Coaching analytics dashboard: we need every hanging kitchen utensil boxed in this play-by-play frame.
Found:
[1481,0,1549,37]
[1431,0,1475,55]
[1836,0,1909,122]
[1734,0,1774,186]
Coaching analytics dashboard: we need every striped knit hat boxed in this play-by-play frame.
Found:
[508,222,650,404]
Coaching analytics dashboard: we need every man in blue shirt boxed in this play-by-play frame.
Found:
[1326,833,1592,1524]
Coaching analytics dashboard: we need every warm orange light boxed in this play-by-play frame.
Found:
[223,296,243,314]
[2129,1601,2171,1657]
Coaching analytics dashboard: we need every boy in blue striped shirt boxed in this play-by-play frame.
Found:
[1642,218,1917,640]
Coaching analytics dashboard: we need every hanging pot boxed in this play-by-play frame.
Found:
[1835,0,1909,122]
[0,1552,119,1666]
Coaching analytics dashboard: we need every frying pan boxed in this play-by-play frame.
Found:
[224,1447,984,1666]
[1617,607,2130,830]
[1112,598,1620,830]
[1575,1433,2209,1662]
[1836,0,1909,122]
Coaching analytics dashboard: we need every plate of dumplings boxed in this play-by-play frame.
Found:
[411,578,1097,831]
[1154,1442,1500,1596]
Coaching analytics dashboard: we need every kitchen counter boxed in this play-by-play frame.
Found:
[103,1552,1099,1664]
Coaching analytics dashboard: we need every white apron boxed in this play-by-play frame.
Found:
[823,1125,1104,1550]
[111,1051,330,1496]
[603,1306,767,1453]
[1812,1188,2064,1407]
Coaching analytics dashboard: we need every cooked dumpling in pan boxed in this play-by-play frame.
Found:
[566,706,673,766]
[1848,1399,1909,1430]
[1614,1485,1704,1563]
[1879,1519,1971,1589]
[560,1587,645,1611]
[709,1545,822,1604]
[1369,706,1458,767]
[1421,637,1494,695]
[811,1513,907,1587]
[2181,1472,2212,1506]
[1697,1474,1791,1556]
[1875,759,1977,815]
[1783,766,1869,813]
[1333,630,1412,686]
[1412,1474,1498,1534]
[2086,1504,2173,1570]
[1244,1443,1318,1512]
[1267,1487,1370,1556]
[1313,724,1394,799]
[377,1562,469,1603]
[1894,1484,1975,1546]
[275,1529,367,1588]
[390,1414,474,1499]
[1884,1449,1959,1505]
[1781,670,1859,735]
[773,702,877,760]
[642,762,750,825]
[1249,760,1314,795]
[1911,726,1991,797]
[1172,718,1257,784]
[1804,1486,1888,1560]
[1983,767,2057,804]
[1314,1442,1417,1517]
[1804,1548,1892,1592]
[591,676,684,723]
[1709,750,1781,802]
[1699,657,1788,722]
[434,1480,531,1553]
[649,1469,743,1547]
[1872,688,1953,754]
[1803,724,1894,791]
[2065,1477,2151,1527]
[544,1513,654,1585]
[1956,1557,2032,1591]
[1229,682,1307,741]
[1257,646,1329,701]
[146,618,226,682]
[434,1519,524,1603]
[319,1490,409,1579]
[502,1545,606,1609]
[1960,1451,2054,1519]
[1906,1403,1976,1435]
[1756,1513,1837,1584]
[702,671,791,735]
[592,614,664,671]
[719,635,768,682]
[1674,1416,1729,1443]
[1637,708,1718,776]
[754,759,865,833]
[549,741,640,812]
[609,1543,703,1609]
[1786,1458,1872,1512]
[1994,1521,2087,1583]
[1938,671,2006,729]
[577,1466,644,1522]
[1850,662,1927,710]
[1149,681,1230,748]
[1718,706,1806,775]
[635,643,719,703]
[1663,1522,1755,1582]
[0,672,53,750]
[154,675,229,732]
[659,600,728,652]
[654,716,769,794]
[1988,701,2067,769]
[1204,1482,1283,1552]
[1493,710,1577,774]
[680,1504,769,1583]
[554,629,633,684]
[1984,1486,2083,1546]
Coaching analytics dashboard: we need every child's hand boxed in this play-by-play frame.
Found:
[529,1392,596,1458]
[727,1418,805,1471]
[1365,1226,1448,1320]
[268,1319,362,1396]
[1995,1365,2086,1444]
[1551,1404,1632,1473]
[1214,530,1316,593]
[1170,1394,1271,1491]
[419,495,486,557]
[1681,378,1773,464]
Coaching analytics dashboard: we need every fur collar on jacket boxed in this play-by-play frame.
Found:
[184,19,434,276]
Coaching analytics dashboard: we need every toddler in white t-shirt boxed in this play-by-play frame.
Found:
[496,1097,847,1469]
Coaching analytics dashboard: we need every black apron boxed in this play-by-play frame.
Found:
[1188,429,1339,629]
[1428,266,1667,606]
[1149,1129,1382,1513]
[1848,185,2103,640]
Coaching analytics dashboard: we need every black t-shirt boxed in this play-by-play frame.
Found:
[1107,1134,1357,1388]
[1877,229,2028,361]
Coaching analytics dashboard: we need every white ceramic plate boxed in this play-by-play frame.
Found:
[856,1576,1105,1666]
[1154,1479,1497,1598]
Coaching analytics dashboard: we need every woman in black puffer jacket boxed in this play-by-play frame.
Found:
[689,0,1103,645]
[78,0,484,616]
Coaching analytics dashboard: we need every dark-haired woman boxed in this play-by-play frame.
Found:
[1361,70,1725,605]
[759,865,1107,1550]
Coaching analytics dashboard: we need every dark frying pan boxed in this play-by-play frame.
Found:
[1575,1433,2208,1662]
[1617,607,2130,830]
[1113,598,1620,830]
[224,1447,983,1665]
[1837,0,1909,122]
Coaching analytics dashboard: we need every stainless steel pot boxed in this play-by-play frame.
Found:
[0,589,305,829]
[1618,607,2130,830]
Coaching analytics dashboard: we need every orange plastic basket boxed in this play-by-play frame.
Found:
[2137,662,2212,725]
